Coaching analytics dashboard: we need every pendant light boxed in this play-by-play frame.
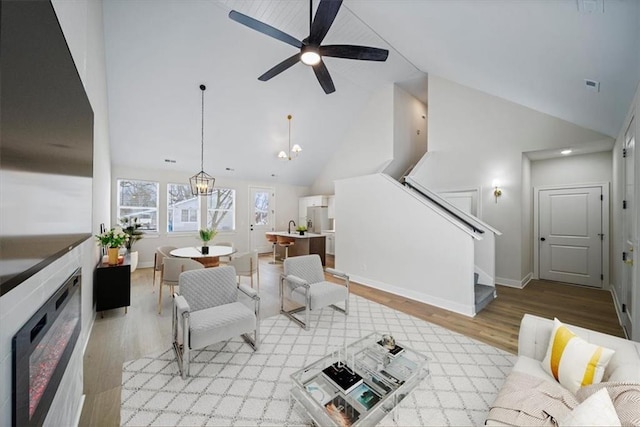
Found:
[278,114,302,160]
[190,84,215,196]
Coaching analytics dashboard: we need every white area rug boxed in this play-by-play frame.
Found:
[121,294,515,426]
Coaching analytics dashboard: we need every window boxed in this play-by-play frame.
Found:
[180,209,197,223]
[207,188,235,231]
[168,183,200,232]
[117,179,159,232]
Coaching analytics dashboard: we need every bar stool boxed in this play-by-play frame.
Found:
[266,233,278,264]
[277,235,295,261]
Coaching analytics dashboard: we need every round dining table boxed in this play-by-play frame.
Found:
[170,246,235,268]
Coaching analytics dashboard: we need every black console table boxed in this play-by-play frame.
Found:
[95,256,130,317]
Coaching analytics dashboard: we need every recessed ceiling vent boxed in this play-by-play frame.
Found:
[577,0,604,14]
[164,158,176,163]
[584,79,600,92]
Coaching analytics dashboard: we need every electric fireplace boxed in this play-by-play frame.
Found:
[12,269,81,426]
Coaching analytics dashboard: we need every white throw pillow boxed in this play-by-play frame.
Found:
[559,388,621,426]
[541,318,615,394]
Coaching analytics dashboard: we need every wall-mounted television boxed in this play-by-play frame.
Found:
[0,1,94,296]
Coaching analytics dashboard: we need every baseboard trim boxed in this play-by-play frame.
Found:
[139,261,154,269]
[495,273,531,289]
[610,285,630,339]
[350,274,475,317]
[75,395,85,427]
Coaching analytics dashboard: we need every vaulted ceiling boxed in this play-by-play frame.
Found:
[103,0,639,186]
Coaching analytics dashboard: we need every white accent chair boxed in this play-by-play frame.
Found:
[153,245,177,288]
[228,250,259,290]
[280,254,349,330]
[173,266,260,378]
[158,258,203,314]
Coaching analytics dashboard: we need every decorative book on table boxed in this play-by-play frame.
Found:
[324,395,360,427]
[322,362,364,394]
[348,383,381,411]
[305,376,337,405]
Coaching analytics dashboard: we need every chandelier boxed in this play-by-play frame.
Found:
[278,114,302,160]
[190,84,215,196]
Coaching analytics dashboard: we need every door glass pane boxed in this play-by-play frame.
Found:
[254,191,269,225]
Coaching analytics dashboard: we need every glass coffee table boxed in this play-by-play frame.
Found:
[290,332,429,426]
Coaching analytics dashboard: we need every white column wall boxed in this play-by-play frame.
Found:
[336,174,476,316]
[521,155,532,282]
[310,86,394,195]
[383,86,427,180]
[411,75,613,285]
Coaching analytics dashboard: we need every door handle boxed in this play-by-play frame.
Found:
[540,237,546,242]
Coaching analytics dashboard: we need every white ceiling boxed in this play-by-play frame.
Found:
[102,0,639,186]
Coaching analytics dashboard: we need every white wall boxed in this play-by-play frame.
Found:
[531,151,613,186]
[336,173,476,316]
[411,75,613,285]
[0,1,112,424]
[521,155,532,280]
[310,85,394,195]
[383,86,427,179]
[111,165,308,267]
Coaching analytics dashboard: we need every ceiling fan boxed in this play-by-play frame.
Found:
[228,0,389,94]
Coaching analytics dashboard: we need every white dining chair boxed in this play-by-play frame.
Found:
[216,242,234,264]
[153,245,177,289]
[158,257,203,314]
[228,250,259,290]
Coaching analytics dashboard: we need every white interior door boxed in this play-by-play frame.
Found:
[539,186,603,287]
[621,117,635,334]
[249,187,274,253]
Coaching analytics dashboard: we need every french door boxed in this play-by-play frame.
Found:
[249,187,275,253]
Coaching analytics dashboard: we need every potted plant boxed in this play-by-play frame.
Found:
[95,227,128,265]
[198,227,217,254]
[296,225,307,236]
[120,217,144,272]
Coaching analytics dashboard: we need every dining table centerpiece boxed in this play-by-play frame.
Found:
[198,227,217,255]
[96,227,129,265]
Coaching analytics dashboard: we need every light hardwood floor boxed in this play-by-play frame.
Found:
[79,254,624,426]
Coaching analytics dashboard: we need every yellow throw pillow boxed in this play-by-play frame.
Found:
[541,318,615,394]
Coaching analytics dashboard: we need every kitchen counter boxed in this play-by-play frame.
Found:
[266,231,326,265]
[266,231,325,239]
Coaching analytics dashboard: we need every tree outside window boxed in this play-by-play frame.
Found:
[168,183,199,232]
[207,189,235,231]
[117,179,159,231]
[254,191,269,225]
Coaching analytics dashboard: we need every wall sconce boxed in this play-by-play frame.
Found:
[492,179,502,203]
[491,179,502,203]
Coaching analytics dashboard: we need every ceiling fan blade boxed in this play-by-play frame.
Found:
[312,59,336,94]
[309,0,343,45]
[229,10,302,49]
[320,45,389,61]
[258,53,301,81]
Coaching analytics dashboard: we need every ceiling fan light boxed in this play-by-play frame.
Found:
[291,144,302,153]
[301,49,321,66]
[278,150,288,159]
